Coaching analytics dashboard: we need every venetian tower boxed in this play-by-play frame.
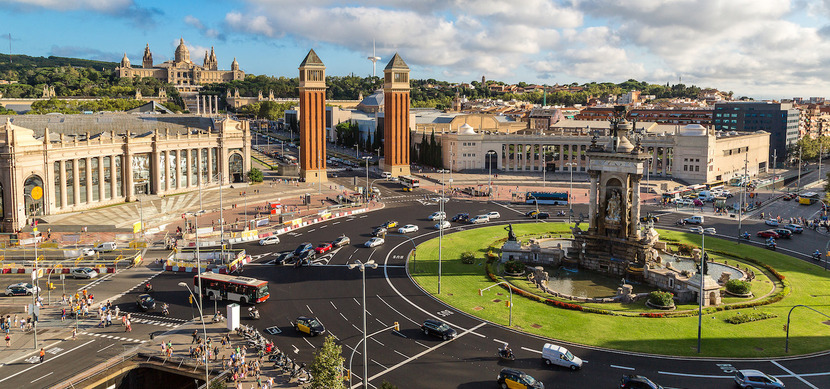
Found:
[298,49,327,183]
[383,53,411,177]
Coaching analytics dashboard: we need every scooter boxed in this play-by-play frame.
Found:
[557,210,566,217]
[676,220,687,226]
[248,307,260,320]
[740,233,751,241]
[161,304,169,316]
[497,348,515,361]
[813,253,822,261]
[765,241,777,250]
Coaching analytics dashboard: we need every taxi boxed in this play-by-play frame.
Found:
[381,220,399,229]
[295,316,326,336]
[497,368,543,389]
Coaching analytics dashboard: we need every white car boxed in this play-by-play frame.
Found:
[259,236,280,246]
[398,224,419,233]
[6,283,40,295]
[364,237,385,248]
[434,220,451,230]
[428,211,446,221]
[486,211,501,219]
[72,268,99,279]
[81,248,96,256]
[470,215,490,224]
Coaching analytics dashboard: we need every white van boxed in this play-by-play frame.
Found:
[94,241,118,252]
[541,343,582,370]
[469,215,490,224]
[697,191,714,202]
[683,215,705,225]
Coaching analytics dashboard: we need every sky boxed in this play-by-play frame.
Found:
[1,0,830,99]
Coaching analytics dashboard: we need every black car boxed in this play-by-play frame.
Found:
[620,374,664,389]
[533,212,550,219]
[372,227,387,237]
[524,210,539,217]
[420,319,457,340]
[451,213,469,222]
[293,243,314,256]
[275,251,294,265]
[136,294,156,311]
[297,249,316,263]
[497,368,544,389]
[772,228,793,239]
[295,316,326,336]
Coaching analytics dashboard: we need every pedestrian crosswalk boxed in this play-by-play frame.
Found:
[80,331,146,343]
[130,317,180,328]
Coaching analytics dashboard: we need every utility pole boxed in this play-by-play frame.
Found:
[772,149,777,199]
[819,140,824,187]
[797,143,803,193]
[738,153,749,240]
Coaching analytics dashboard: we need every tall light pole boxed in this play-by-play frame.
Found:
[565,162,577,224]
[541,147,546,187]
[347,259,377,389]
[438,169,447,294]
[772,149,777,199]
[487,151,496,199]
[696,229,706,353]
[797,143,803,193]
[737,153,749,239]
[136,198,144,240]
[318,154,324,194]
[178,282,210,386]
[479,282,513,326]
[362,156,372,202]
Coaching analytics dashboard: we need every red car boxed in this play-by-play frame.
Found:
[756,230,780,239]
[314,242,333,254]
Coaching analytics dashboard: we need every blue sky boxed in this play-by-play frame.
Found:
[2,0,830,99]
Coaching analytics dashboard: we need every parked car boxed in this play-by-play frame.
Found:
[398,224,419,233]
[451,213,469,222]
[765,219,780,226]
[295,316,326,336]
[757,230,780,239]
[541,343,582,370]
[783,224,803,233]
[420,319,457,340]
[734,369,785,389]
[314,242,333,254]
[293,243,314,256]
[136,294,156,311]
[274,251,294,265]
[297,249,316,263]
[428,211,446,221]
[620,374,664,389]
[486,211,501,219]
[364,237,385,248]
[497,368,544,389]
[434,220,451,230]
[372,227,387,237]
[332,235,351,247]
[72,268,98,279]
[259,236,280,246]
[640,215,659,223]
[772,228,793,239]
[470,215,490,224]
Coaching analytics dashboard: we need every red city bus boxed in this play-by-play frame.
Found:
[194,272,270,304]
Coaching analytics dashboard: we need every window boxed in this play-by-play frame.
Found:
[115,156,123,197]
[54,162,61,207]
[78,158,87,203]
[103,156,112,199]
[159,153,166,191]
[695,166,699,172]
[211,148,218,181]
[169,152,177,188]
[91,157,99,201]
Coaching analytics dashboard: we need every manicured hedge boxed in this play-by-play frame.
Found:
[725,311,778,324]
[725,279,751,295]
[460,251,476,264]
[648,291,675,307]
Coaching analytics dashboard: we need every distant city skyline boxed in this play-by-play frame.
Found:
[1,0,830,100]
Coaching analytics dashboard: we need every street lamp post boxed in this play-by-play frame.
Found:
[565,162,577,224]
[178,282,210,387]
[737,153,748,240]
[438,169,447,294]
[348,259,377,389]
[797,143,803,192]
[362,156,371,202]
[487,151,496,199]
[696,229,706,353]
[479,282,513,326]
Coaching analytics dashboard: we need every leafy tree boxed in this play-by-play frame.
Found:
[309,335,346,389]
[247,167,263,183]
[380,381,398,389]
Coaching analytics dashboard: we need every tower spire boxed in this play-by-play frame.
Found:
[367,39,381,78]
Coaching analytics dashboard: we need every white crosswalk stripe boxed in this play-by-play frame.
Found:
[81,331,146,343]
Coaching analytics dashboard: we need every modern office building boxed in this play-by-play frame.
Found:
[712,101,799,163]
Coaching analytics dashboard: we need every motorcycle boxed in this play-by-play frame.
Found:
[676,220,687,226]
[557,211,566,216]
[248,307,260,320]
[740,233,751,240]
[143,283,153,293]
[161,304,169,316]
[497,348,515,361]
[813,253,822,261]
[765,242,777,250]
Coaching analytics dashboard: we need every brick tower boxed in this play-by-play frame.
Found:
[383,53,411,177]
[298,49,327,183]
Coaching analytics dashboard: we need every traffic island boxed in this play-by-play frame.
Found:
[409,223,830,357]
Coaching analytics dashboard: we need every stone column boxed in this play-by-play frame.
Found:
[631,174,642,239]
[186,149,192,187]
[98,156,105,201]
[85,157,93,203]
[589,171,598,230]
[196,96,200,115]
[110,155,117,199]
[174,151,182,189]
[559,144,566,172]
[664,148,670,175]
[72,159,80,206]
[207,97,212,116]
[207,147,213,181]
[215,95,219,114]
[59,160,67,208]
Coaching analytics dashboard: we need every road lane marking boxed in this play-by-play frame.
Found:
[493,338,506,344]
[0,339,96,383]
[333,222,340,225]
[319,225,328,228]
[375,318,385,326]
[356,322,487,388]
[376,294,420,326]
[331,301,338,310]
[469,331,485,338]
[371,359,388,369]
[393,350,410,359]
[371,338,385,346]
[352,324,361,332]
[415,341,429,348]
[30,372,53,383]
[97,344,115,353]
[303,338,315,348]
[771,360,819,389]
[354,297,360,305]
[340,313,349,321]
[611,365,635,371]
[520,347,541,354]
[306,304,313,314]
[292,345,299,354]
[308,229,316,232]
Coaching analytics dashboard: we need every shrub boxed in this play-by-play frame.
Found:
[503,260,525,274]
[725,312,778,324]
[725,279,752,295]
[647,291,674,307]
[460,251,476,264]
[677,243,696,256]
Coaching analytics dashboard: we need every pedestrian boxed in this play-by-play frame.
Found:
[192,330,198,344]
[5,333,9,347]
[39,348,45,363]
[106,312,112,326]
[72,328,77,340]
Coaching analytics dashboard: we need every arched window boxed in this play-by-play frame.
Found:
[23,175,45,218]
[229,153,243,183]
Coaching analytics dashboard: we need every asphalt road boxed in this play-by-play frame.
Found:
[4,185,829,388]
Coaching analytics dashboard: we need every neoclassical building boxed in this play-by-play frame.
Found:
[116,39,244,91]
[0,114,251,232]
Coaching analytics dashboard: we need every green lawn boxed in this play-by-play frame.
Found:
[410,223,830,357]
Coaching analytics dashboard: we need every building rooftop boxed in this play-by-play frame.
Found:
[0,114,215,138]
